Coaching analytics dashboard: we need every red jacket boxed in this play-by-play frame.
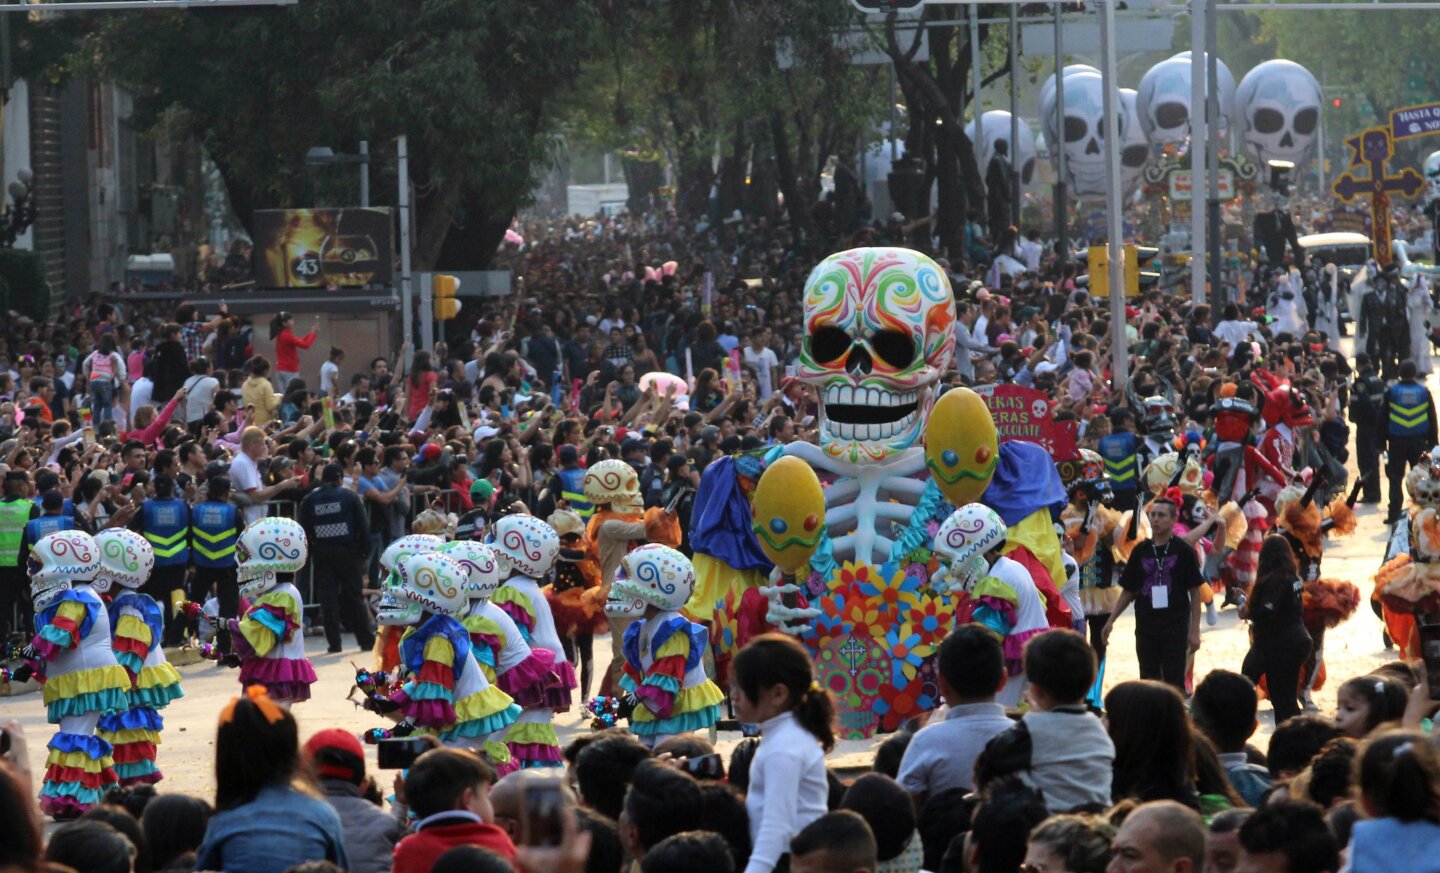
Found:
[275,327,317,373]
[392,816,516,873]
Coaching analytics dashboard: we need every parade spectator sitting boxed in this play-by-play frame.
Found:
[641,832,736,873]
[574,732,652,821]
[1190,670,1272,807]
[1105,680,1201,811]
[897,624,1013,802]
[839,774,923,873]
[141,794,214,873]
[788,811,878,873]
[303,728,404,873]
[1266,716,1341,780]
[1106,800,1207,873]
[46,820,138,873]
[618,760,704,865]
[978,629,1114,812]
[194,688,348,873]
[1236,800,1338,873]
[392,748,515,873]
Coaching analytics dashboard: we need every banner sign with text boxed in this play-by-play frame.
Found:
[973,383,1079,460]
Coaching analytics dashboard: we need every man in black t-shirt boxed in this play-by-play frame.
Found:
[1100,497,1204,690]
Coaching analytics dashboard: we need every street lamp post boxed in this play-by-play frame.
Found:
[304,144,371,208]
[1,167,34,248]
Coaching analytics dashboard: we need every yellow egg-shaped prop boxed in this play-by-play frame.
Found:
[925,387,999,506]
[751,455,826,575]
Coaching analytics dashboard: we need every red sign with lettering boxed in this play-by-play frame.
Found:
[974,383,1079,461]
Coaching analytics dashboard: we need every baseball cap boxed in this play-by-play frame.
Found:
[303,728,365,783]
[470,479,495,501]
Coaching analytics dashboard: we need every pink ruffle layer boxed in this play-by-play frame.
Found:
[238,656,317,702]
[1002,627,1047,676]
[498,648,558,709]
[544,659,577,710]
[509,742,564,764]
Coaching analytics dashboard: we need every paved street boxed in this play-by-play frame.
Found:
[0,495,1399,796]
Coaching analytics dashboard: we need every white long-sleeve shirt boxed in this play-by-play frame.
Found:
[743,711,829,873]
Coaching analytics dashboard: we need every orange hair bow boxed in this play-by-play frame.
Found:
[220,684,286,726]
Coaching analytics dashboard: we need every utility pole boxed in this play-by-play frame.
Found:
[1206,0,1223,311]
[1101,0,1127,389]
[359,140,369,208]
[1189,1,1207,306]
[1009,4,1020,224]
[399,135,414,351]
[1053,2,1068,264]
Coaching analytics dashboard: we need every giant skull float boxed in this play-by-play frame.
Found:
[1137,53,1237,144]
[1236,59,1322,166]
[798,248,956,464]
[1424,151,1440,206]
[1040,69,1109,197]
[964,110,1038,190]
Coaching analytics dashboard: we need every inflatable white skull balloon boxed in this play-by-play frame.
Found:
[1426,151,1440,206]
[964,110,1038,189]
[1038,64,1099,129]
[1136,53,1237,144]
[1119,89,1150,197]
[1236,59,1322,166]
[1041,70,1109,198]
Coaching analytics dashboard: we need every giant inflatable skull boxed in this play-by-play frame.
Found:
[1236,59,1322,166]
[1038,64,1099,121]
[1424,151,1440,206]
[964,110,1038,189]
[1137,53,1237,144]
[1040,70,1109,197]
[788,247,955,565]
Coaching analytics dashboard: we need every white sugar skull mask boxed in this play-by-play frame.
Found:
[798,247,956,463]
[933,504,1008,594]
[489,514,560,579]
[237,517,308,599]
[612,544,695,613]
[439,540,503,603]
[1237,59,1321,167]
[92,529,155,594]
[965,110,1038,189]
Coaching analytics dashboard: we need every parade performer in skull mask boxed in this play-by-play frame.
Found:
[222,517,316,707]
[1375,448,1440,658]
[18,531,131,818]
[441,539,556,771]
[934,504,1049,707]
[92,529,183,787]
[1210,382,1284,595]
[1059,450,1124,658]
[611,544,723,747]
[490,514,573,767]
[1254,372,1314,511]
[372,534,444,672]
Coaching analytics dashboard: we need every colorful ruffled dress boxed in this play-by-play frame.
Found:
[619,611,724,746]
[492,574,577,768]
[228,582,317,704]
[97,590,184,786]
[28,585,132,817]
[965,555,1049,678]
[545,551,606,638]
[395,614,520,761]
[491,575,577,707]
[463,599,559,708]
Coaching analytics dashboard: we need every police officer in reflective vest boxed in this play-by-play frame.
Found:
[22,490,76,553]
[552,445,593,519]
[299,463,374,654]
[191,477,239,654]
[136,475,191,646]
[1349,353,1387,505]
[0,472,40,636]
[1378,360,1438,524]
[1099,407,1143,513]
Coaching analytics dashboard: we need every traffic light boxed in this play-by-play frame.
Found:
[1087,245,1109,297]
[432,274,461,321]
[1125,245,1160,297]
[1333,98,1342,108]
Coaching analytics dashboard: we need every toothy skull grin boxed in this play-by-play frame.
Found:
[821,386,919,443]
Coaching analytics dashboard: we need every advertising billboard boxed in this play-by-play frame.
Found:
[253,208,394,289]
